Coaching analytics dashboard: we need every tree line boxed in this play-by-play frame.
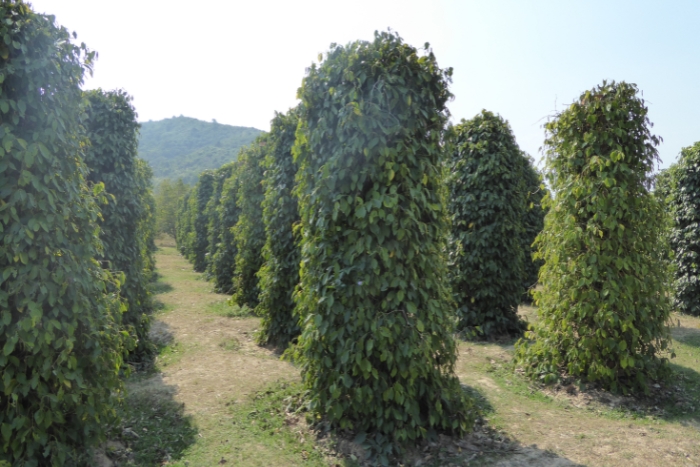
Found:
[1,3,157,465]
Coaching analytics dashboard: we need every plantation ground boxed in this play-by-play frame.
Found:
[102,237,700,466]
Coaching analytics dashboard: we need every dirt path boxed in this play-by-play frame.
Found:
[152,246,297,414]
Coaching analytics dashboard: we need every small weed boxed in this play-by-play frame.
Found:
[157,342,185,368]
[207,300,253,318]
[150,280,173,295]
[219,337,241,352]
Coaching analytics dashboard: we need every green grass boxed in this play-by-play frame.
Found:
[207,299,254,318]
[219,337,241,351]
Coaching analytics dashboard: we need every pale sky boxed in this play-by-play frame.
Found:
[29,0,700,170]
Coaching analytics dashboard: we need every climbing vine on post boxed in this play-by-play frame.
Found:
[293,31,475,454]
[519,153,546,302]
[175,185,194,257]
[256,109,301,347]
[231,137,268,308]
[211,162,242,293]
[191,171,215,272]
[84,89,155,360]
[204,162,236,280]
[514,81,671,394]
[447,111,527,338]
[670,142,700,316]
[0,3,129,464]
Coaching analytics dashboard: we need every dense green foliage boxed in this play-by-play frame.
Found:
[231,137,268,308]
[0,4,129,464]
[210,162,242,293]
[292,32,475,451]
[204,163,235,279]
[255,110,301,347]
[84,89,155,359]
[447,111,527,337]
[135,159,157,283]
[190,171,214,272]
[520,154,546,300]
[514,81,671,394]
[670,143,700,316]
[138,116,262,184]
[175,189,194,257]
[654,164,680,207]
[155,178,188,238]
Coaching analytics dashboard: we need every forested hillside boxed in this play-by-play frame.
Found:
[139,116,263,184]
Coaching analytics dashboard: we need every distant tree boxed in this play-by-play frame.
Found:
[256,109,301,347]
[515,81,671,394]
[447,111,527,338]
[292,32,475,455]
[670,143,700,316]
[155,179,183,238]
[0,3,129,464]
[231,137,268,308]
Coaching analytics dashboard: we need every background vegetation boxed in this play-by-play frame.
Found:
[447,111,528,338]
[138,116,262,184]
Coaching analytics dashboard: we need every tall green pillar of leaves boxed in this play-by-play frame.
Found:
[256,110,301,347]
[0,3,129,464]
[514,81,671,394]
[191,171,215,272]
[670,142,700,316]
[175,186,193,256]
[231,137,267,308]
[447,111,527,337]
[211,162,242,293]
[519,154,546,301]
[204,163,235,280]
[293,32,475,449]
[135,159,157,282]
[83,89,155,360]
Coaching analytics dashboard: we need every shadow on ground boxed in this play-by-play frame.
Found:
[671,324,700,348]
[150,280,174,295]
[104,373,197,466]
[314,384,584,467]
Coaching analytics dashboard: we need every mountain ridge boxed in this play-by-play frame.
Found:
[138,116,263,184]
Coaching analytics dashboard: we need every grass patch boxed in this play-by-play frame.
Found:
[219,337,241,352]
[150,280,174,295]
[156,341,187,369]
[225,382,346,467]
[207,299,253,318]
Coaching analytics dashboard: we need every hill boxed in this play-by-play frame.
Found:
[138,116,263,184]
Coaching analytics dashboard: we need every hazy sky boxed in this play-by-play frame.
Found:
[29,0,700,169]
